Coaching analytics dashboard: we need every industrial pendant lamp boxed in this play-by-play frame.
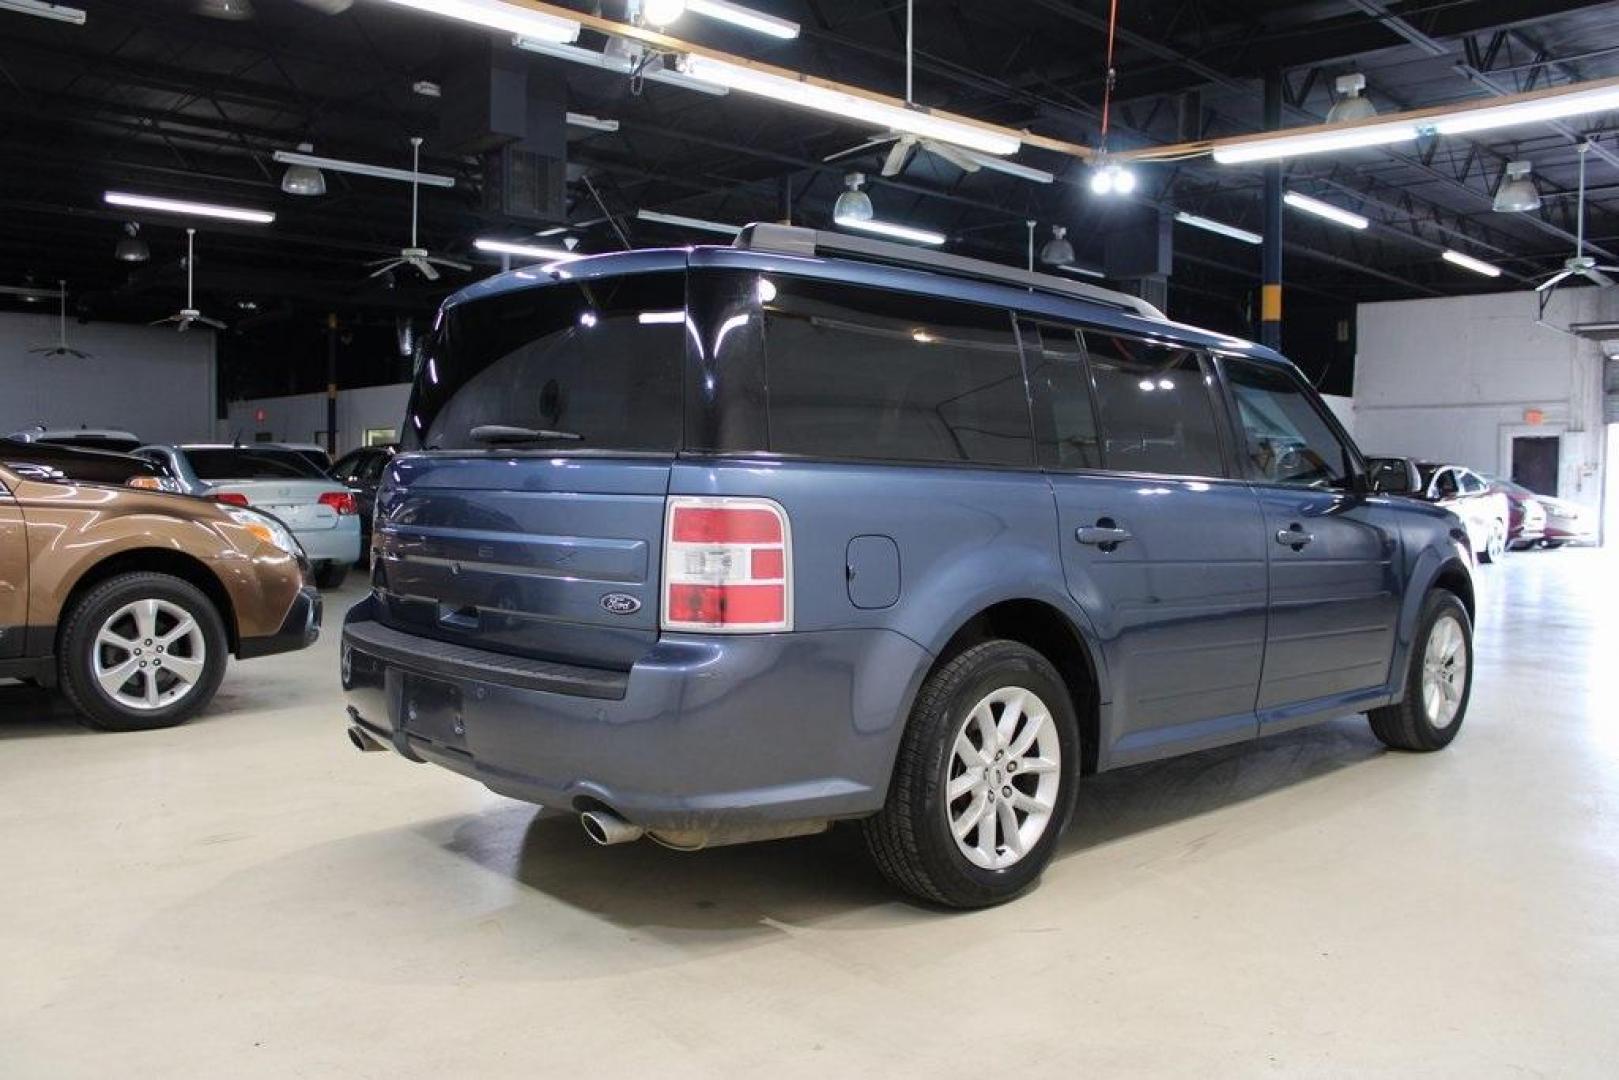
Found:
[1493,161,1542,213]
[1325,74,1378,124]
[114,222,149,263]
[834,172,874,222]
[280,143,327,197]
[1039,225,1075,265]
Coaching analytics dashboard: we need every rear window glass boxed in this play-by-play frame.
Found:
[760,278,1033,466]
[1084,333,1224,477]
[38,435,142,453]
[405,272,685,452]
[186,448,324,480]
[2,441,161,486]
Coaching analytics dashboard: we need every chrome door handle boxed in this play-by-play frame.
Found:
[1276,525,1314,550]
[1076,525,1133,548]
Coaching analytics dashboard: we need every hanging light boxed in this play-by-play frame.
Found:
[1493,160,1541,213]
[193,0,254,18]
[834,172,874,222]
[1089,161,1136,196]
[280,142,327,197]
[1325,73,1378,124]
[642,0,686,25]
[114,222,150,263]
[1039,225,1075,265]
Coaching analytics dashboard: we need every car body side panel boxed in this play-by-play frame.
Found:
[9,477,306,650]
[0,476,27,659]
[1387,502,1477,706]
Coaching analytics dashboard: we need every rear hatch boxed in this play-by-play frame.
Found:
[373,257,688,671]
[212,479,346,531]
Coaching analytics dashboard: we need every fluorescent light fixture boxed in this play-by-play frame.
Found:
[512,36,730,96]
[1212,121,1418,165]
[638,310,687,324]
[566,112,619,133]
[636,209,742,236]
[833,213,946,246]
[1283,191,1368,230]
[474,238,579,261]
[271,149,455,188]
[687,0,799,39]
[1174,211,1262,245]
[374,0,579,42]
[678,54,1019,156]
[1435,83,1619,136]
[0,0,85,23]
[1441,250,1502,278]
[104,191,274,224]
[1056,263,1106,279]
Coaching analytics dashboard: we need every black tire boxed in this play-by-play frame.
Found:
[314,562,348,589]
[1367,589,1472,752]
[1541,539,1565,550]
[58,572,229,732]
[1479,520,1506,564]
[863,640,1080,908]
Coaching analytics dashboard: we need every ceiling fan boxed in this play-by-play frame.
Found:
[822,132,1055,184]
[28,280,93,360]
[367,137,470,283]
[153,228,226,333]
[1536,140,1619,296]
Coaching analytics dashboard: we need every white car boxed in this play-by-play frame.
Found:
[6,426,143,453]
[135,444,361,588]
[1418,461,1511,564]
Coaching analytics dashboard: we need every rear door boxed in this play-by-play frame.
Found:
[0,471,26,659]
[373,264,688,671]
[1218,356,1402,728]
[1024,321,1269,766]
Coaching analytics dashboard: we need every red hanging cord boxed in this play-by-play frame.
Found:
[1099,0,1121,150]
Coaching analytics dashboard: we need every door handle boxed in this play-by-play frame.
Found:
[1275,525,1314,550]
[1076,520,1133,550]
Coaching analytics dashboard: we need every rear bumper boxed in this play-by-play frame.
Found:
[297,518,362,565]
[339,595,929,837]
[239,585,323,659]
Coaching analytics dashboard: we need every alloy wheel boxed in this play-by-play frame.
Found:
[92,598,208,712]
[1420,614,1468,729]
[946,686,1063,870]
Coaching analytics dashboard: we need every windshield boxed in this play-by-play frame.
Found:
[185,448,326,480]
[403,272,685,452]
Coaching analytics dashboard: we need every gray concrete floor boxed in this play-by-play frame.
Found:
[2,548,1616,1078]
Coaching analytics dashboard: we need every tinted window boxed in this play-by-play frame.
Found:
[185,448,324,480]
[1023,321,1100,470]
[761,278,1033,466]
[332,451,363,479]
[1223,357,1352,488]
[1433,469,1460,498]
[39,435,142,453]
[1459,471,1486,494]
[1084,332,1224,477]
[406,272,684,452]
[1,441,162,485]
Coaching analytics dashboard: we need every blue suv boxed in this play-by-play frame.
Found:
[341,223,1476,908]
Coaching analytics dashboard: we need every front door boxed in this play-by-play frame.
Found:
[1512,435,1560,497]
[1219,356,1403,729]
[0,473,28,659]
[1022,321,1268,766]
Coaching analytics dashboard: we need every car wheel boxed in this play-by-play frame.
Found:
[1541,539,1565,550]
[863,640,1079,908]
[1367,589,1472,752]
[314,562,349,590]
[1479,521,1506,563]
[58,572,228,732]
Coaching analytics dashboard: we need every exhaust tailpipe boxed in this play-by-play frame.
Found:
[347,725,386,752]
[581,809,644,846]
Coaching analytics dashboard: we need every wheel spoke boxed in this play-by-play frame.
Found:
[975,799,999,862]
[1007,709,1047,759]
[133,599,160,643]
[142,670,161,707]
[162,654,204,686]
[997,800,1024,857]
[1018,756,1060,775]
[1009,790,1051,815]
[954,733,990,769]
[96,657,140,694]
[973,705,1000,754]
[953,793,989,839]
[158,617,197,648]
[96,627,136,652]
[948,769,982,801]
[996,689,1026,746]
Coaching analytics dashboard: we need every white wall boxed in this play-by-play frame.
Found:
[1321,393,1355,438]
[0,313,216,443]
[1354,288,1612,517]
[224,383,410,455]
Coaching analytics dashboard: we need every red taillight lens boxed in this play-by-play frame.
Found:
[319,491,358,515]
[212,492,250,507]
[662,497,791,632]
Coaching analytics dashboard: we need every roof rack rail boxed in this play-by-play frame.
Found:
[732,222,1165,322]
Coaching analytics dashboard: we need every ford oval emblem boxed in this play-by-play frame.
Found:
[600,593,641,615]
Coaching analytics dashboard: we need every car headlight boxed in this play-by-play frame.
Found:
[225,507,304,557]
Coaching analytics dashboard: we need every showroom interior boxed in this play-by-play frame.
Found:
[2,0,1617,1074]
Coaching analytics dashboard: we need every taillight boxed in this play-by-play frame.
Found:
[319,491,358,515]
[212,492,250,507]
[662,496,792,632]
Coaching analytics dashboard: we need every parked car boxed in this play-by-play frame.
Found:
[267,442,334,475]
[135,444,361,588]
[330,444,396,552]
[341,224,1478,908]
[1368,456,1509,563]
[1,441,320,730]
[6,426,143,454]
[1482,477,1548,549]
[1485,478,1595,548]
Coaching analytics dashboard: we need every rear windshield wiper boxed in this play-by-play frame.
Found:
[468,424,585,444]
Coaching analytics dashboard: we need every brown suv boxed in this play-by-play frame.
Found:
[0,441,321,730]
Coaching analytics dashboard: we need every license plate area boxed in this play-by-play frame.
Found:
[402,674,467,752]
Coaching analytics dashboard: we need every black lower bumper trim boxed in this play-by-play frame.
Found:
[238,586,322,660]
[342,618,629,700]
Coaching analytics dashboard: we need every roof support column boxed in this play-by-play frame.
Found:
[1261,70,1284,351]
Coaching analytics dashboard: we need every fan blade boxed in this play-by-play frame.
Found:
[821,135,900,164]
[1580,268,1616,288]
[368,261,404,279]
[412,260,440,282]
[150,315,178,326]
[926,141,981,173]
[365,256,405,267]
[426,256,473,272]
[881,139,915,177]
[197,315,227,329]
[1536,270,1575,293]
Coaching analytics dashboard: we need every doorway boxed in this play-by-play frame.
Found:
[1512,435,1561,496]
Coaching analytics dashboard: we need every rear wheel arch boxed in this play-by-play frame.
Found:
[56,549,239,655]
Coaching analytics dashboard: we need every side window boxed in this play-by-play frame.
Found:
[1222,357,1353,489]
[1021,321,1100,470]
[1084,332,1225,477]
[761,278,1033,466]
[1459,471,1486,495]
[332,451,361,480]
[1433,469,1460,498]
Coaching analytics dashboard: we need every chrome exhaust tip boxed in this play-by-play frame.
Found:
[581,809,644,846]
[347,725,385,752]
